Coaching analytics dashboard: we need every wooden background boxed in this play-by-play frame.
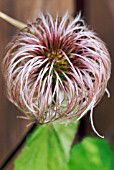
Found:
[0,0,114,169]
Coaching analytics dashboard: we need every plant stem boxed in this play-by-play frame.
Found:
[0,11,26,29]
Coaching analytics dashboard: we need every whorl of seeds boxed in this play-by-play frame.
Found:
[3,12,111,138]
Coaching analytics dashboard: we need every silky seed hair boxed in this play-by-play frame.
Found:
[3,12,111,138]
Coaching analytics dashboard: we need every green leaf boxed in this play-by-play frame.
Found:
[53,121,78,159]
[15,122,78,170]
[69,137,114,170]
[110,147,114,170]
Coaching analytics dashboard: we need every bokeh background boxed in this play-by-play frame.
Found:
[0,0,114,169]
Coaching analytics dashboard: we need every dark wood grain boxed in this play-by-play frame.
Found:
[85,0,114,142]
[0,0,45,166]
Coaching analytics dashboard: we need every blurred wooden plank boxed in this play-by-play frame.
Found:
[2,125,36,170]
[4,144,24,170]
[85,0,114,142]
[41,0,74,17]
[0,0,44,165]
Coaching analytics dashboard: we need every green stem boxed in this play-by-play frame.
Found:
[0,11,26,29]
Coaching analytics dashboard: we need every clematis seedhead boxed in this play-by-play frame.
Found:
[3,12,111,137]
